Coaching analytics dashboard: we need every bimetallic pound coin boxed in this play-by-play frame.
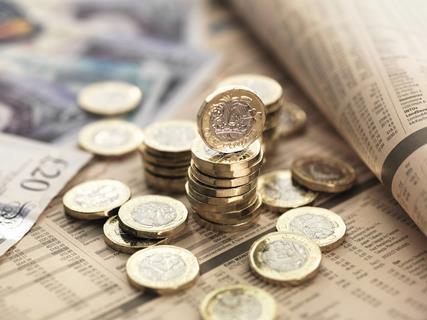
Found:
[276,207,346,252]
[197,86,265,153]
[118,195,188,239]
[103,216,168,254]
[279,102,307,137]
[192,210,261,232]
[218,74,283,113]
[258,170,318,212]
[126,245,199,294]
[143,120,198,155]
[78,119,144,156]
[190,164,261,188]
[187,183,257,206]
[291,156,356,193]
[249,232,321,285]
[63,179,131,220]
[192,137,262,171]
[144,170,186,194]
[200,285,277,320]
[78,81,142,116]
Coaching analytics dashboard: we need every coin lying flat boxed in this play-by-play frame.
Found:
[63,179,131,220]
[249,232,321,285]
[190,164,260,188]
[276,207,346,252]
[279,102,307,137]
[143,120,198,156]
[192,209,261,232]
[78,119,144,156]
[118,195,188,239]
[103,216,168,254]
[200,285,277,320]
[218,74,283,113]
[197,86,266,153]
[292,156,356,193]
[192,137,262,171]
[126,245,199,294]
[258,170,318,212]
[78,81,142,116]
[187,183,257,206]
[140,145,190,167]
[144,170,187,193]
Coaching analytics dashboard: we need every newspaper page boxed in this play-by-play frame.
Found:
[230,0,427,236]
[1,1,426,320]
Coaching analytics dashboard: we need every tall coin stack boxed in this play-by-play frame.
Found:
[186,86,266,232]
[140,120,198,193]
[218,74,284,155]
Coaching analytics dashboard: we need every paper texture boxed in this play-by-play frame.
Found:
[0,133,91,255]
[1,1,426,319]
[230,0,427,236]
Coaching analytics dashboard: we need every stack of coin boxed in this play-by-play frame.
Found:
[218,74,284,154]
[140,120,198,193]
[187,138,264,232]
[188,86,266,232]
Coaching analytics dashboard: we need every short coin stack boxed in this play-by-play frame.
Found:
[218,74,284,154]
[140,120,198,193]
[187,86,266,232]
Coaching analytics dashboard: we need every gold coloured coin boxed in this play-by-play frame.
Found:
[249,232,321,285]
[200,285,277,320]
[276,206,346,252]
[118,195,188,239]
[264,109,281,130]
[279,102,307,137]
[78,119,144,156]
[291,156,356,193]
[195,194,263,224]
[192,137,262,171]
[144,170,186,193]
[103,216,168,254]
[143,161,188,177]
[193,210,261,232]
[140,145,190,167]
[258,170,318,212]
[187,183,257,206]
[143,120,198,155]
[190,164,260,188]
[78,81,142,116]
[218,74,283,113]
[126,245,199,294]
[63,179,131,220]
[185,184,257,213]
[197,86,265,153]
[188,169,257,197]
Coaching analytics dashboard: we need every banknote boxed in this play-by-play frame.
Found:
[0,133,91,256]
[0,54,170,138]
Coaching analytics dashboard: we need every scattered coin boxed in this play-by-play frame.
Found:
[78,81,142,116]
[218,74,283,113]
[279,102,307,137]
[200,285,277,320]
[78,119,144,156]
[258,170,318,212]
[249,232,322,285]
[126,245,199,294]
[292,156,356,193]
[118,195,188,239]
[197,86,266,153]
[103,216,168,254]
[63,179,131,220]
[276,206,346,252]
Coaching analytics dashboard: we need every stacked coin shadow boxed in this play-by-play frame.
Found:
[139,121,198,194]
[186,139,264,232]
